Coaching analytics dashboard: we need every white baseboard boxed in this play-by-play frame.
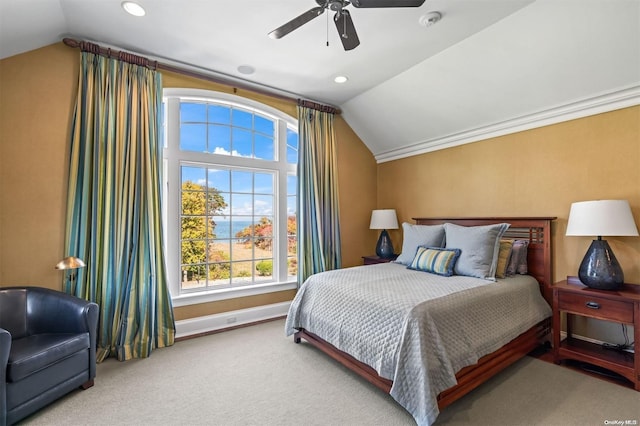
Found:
[175,301,290,339]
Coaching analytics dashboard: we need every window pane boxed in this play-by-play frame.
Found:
[182,166,205,185]
[208,263,230,286]
[254,134,274,160]
[232,238,253,261]
[212,219,230,240]
[255,217,273,237]
[255,173,273,194]
[287,196,296,217]
[209,125,230,155]
[231,171,252,193]
[181,102,206,122]
[287,128,298,164]
[231,193,252,215]
[255,115,274,135]
[255,238,273,259]
[287,175,296,196]
[207,168,230,192]
[210,240,230,261]
[232,109,253,129]
[206,189,227,216]
[180,124,206,152]
[181,264,206,290]
[232,128,252,157]
[181,217,210,238]
[218,193,231,216]
[181,240,206,264]
[254,195,273,216]
[209,104,230,124]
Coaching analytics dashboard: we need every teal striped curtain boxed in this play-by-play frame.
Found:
[296,105,342,285]
[64,50,175,361]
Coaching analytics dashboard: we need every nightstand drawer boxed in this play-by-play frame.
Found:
[557,292,633,323]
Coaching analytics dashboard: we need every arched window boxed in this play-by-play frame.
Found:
[163,89,298,304]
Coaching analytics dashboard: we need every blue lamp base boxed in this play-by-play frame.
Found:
[578,238,624,290]
[375,229,395,259]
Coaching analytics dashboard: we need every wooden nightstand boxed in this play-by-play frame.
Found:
[362,254,398,265]
[552,276,640,391]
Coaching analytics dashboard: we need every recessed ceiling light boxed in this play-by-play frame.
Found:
[237,65,255,75]
[122,1,146,17]
[334,75,348,84]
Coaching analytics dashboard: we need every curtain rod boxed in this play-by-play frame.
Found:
[62,38,341,114]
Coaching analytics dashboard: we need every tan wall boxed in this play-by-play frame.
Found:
[378,106,640,342]
[0,43,378,321]
[0,43,77,289]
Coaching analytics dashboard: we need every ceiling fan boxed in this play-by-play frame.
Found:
[268,0,426,51]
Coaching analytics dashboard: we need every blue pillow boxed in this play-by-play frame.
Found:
[395,223,446,265]
[407,246,461,277]
[443,222,510,281]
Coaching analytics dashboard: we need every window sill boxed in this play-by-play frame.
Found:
[171,280,297,307]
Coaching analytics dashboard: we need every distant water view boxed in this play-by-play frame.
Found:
[212,220,255,240]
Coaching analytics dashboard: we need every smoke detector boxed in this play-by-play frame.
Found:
[419,11,442,27]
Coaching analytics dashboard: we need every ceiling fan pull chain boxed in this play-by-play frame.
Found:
[326,10,330,46]
[343,11,348,38]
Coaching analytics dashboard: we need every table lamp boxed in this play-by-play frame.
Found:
[370,209,398,259]
[566,200,638,290]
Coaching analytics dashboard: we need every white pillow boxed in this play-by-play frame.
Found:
[443,222,510,281]
[395,223,445,265]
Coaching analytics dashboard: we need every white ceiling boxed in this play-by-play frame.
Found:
[1,0,639,162]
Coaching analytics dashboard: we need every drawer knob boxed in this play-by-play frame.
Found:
[585,301,601,309]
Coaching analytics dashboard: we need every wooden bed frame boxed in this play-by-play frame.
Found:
[293,217,556,410]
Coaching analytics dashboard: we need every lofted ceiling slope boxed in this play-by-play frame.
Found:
[1,0,638,162]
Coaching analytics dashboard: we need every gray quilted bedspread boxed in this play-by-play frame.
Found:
[285,263,552,426]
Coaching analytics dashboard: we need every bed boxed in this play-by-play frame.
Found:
[285,217,555,426]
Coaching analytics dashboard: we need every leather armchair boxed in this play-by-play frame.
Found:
[0,287,98,426]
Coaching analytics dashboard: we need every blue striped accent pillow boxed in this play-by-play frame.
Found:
[407,246,462,277]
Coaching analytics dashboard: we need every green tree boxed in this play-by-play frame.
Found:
[181,181,227,278]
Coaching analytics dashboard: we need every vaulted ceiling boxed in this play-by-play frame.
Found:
[1,0,638,162]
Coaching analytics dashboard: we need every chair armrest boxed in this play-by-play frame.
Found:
[1,327,10,424]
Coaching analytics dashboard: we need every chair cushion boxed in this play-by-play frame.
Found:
[7,333,90,382]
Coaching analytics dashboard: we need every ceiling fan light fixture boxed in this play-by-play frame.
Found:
[122,1,146,17]
[419,11,442,27]
[334,75,348,84]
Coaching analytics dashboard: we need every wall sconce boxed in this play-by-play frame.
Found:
[55,256,86,293]
[369,209,399,258]
[566,200,638,290]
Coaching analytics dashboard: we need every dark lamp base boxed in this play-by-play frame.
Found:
[578,239,624,291]
[375,229,395,259]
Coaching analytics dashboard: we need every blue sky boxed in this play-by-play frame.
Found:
[178,101,298,220]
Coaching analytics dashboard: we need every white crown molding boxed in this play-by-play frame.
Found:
[375,84,640,163]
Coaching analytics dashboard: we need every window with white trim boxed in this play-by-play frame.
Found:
[163,89,297,302]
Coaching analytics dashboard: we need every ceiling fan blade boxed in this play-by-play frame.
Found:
[351,0,425,7]
[268,6,325,39]
[334,10,360,51]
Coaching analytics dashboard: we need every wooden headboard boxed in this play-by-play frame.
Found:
[413,217,556,304]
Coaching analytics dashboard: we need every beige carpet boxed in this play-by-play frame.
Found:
[22,319,640,426]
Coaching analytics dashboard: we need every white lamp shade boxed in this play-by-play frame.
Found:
[566,200,639,237]
[370,209,398,230]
